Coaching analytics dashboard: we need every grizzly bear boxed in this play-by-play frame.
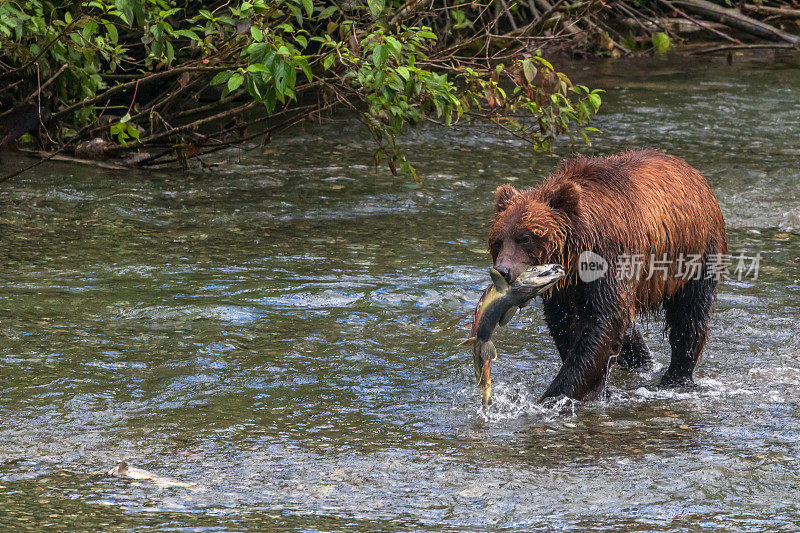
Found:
[489,149,727,401]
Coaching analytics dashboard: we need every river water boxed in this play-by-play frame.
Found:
[2,55,800,531]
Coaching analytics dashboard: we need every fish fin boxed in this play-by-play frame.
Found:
[458,337,477,348]
[499,305,518,327]
[489,268,508,292]
[480,340,497,362]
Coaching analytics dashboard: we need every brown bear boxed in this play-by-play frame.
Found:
[489,149,727,401]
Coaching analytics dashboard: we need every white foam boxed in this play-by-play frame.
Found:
[455,372,761,424]
[630,377,755,402]
[459,382,579,423]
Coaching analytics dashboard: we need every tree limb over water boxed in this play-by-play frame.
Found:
[0,1,797,181]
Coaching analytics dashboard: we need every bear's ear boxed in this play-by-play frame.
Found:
[494,184,519,213]
[548,182,581,218]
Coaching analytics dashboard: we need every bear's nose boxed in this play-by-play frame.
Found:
[494,265,514,284]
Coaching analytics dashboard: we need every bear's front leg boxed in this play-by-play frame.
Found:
[539,281,629,401]
[539,323,624,401]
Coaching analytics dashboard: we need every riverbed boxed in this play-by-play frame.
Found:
[2,55,800,531]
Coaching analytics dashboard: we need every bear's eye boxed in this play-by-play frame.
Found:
[516,234,535,246]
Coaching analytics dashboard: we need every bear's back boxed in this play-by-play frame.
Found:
[540,149,725,259]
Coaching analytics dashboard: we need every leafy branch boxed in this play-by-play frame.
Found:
[0,0,610,178]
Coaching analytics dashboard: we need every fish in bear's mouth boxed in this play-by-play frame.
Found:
[460,263,565,405]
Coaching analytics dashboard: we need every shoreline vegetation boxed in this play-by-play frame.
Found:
[0,1,798,181]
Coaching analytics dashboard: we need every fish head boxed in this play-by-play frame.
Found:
[109,460,129,477]
[517,263,565,288]
[512,263,565,305]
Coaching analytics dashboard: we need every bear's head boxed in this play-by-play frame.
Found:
[488,182,581,283]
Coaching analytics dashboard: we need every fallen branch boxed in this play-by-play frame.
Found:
[0,64,68,122]
[0,122,94,184]
[670,0,800,44]
[127,101,255,148]
[506,0,569,38]
[52,65,230,121]
[389,0,432,26]
[658,0,741,44]
[692,42,800,54]
[741,4,800,19]
[13,148,130,169]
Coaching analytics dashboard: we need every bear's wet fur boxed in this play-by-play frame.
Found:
[489,149,727,401]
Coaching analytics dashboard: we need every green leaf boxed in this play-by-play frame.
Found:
[372,44,388,68]
[368,0,384,18]
[247,63,270,72]
[535,56,553,70]
[400,157,419,182]
[323,53,335,70]
[174,29,200,41]
[105,23,118,44]
[621,36,637,51]
[211,70,233,85]
[588,93,601,111]
[274,60,287,94]
[652,32,671,54]
[285,61,297,92]
[302,0,313,18]
[228,72,244,92]
[522,59,537,83]
[246,42,269,63]
[83,19,98,40]
[385,35,401,52]
[246,75,263,100]
[263,51,276,70]
[295,56,313,83]
[263,86,277,113]
[318,6,337,18]
[288,4,303,25]
[114,0,144,26]
[114,0,132,24]
[250,26,263,41]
